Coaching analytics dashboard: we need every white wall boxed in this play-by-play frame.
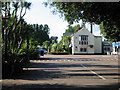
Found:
[94,37,102,53]
[71,35,75,54]
[72,28,95,54]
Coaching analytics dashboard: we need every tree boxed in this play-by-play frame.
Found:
[43,40,50,52]
[65,24,81,33]
[50,36,58,44]
[2,1,31,60]
[32,24,50,45]
[45,2,120,41]
[51,43,58,52]
[2,1,32,77]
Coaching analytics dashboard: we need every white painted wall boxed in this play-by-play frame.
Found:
[94,37,102,53]
[71,28,95,54]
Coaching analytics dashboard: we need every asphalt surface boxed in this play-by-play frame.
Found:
[2,55,120,90]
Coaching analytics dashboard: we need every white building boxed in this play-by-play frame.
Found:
[102,41,112,55]
[71,27,102,55]
[112,42,120,55]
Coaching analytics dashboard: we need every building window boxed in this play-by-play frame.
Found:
[79,41,88,45]
[79,35,88,45]
[118,46,120,49]
[84,41,86,45]
[80,48,87,52]
[81,35,88,41]
[80,48,83,52]
[81,41,83,45]
[107,48,110,51]
[84,48,87,52]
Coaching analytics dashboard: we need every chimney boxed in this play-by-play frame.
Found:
[90,23,93,34]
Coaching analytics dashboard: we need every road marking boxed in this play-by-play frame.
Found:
[80,64,106,80]
[102,56,111,57]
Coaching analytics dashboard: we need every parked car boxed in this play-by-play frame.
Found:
[38,48,47,54]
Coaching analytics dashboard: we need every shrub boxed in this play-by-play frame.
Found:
[48,51,69,55]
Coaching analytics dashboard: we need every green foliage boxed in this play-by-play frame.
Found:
[100,22,120,42]
[49,35,71,54]
[48,51,69,55]
[2,1,32,60]
[45,2,120,41]
[66,24,81,33]
[52,24,80,54]
[29,48,39,60]
[62,35,71,45]
[50,36,58,44]
[2,1,34,77]
[51,43,58,52]
[43,40,50,52]
[32,24,50,45]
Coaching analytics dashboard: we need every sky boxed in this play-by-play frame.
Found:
[24,0,102,42]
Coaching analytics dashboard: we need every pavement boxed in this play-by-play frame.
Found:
[2,55,120,90]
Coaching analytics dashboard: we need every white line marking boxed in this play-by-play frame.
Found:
[81,64,106,80]
[102,56,111,57]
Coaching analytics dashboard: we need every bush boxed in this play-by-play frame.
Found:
[2,54,29,78]
[48,51,69,55]
[29,49,40,59]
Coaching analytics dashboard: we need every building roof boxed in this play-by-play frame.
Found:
[63,32,73,36]
[72,27,102,38]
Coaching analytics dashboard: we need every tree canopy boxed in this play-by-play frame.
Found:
[32,24,50,45]
[1,1,51,77]
[65,24,81,33]
[1,1,34,77]
[50,36,58,43]
[45,2,120,42]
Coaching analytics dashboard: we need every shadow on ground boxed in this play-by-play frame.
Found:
[7,58,119,80]
[2,83,120,90]
[2,57,119,89]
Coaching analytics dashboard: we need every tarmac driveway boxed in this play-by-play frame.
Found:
[2,55,120,90]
